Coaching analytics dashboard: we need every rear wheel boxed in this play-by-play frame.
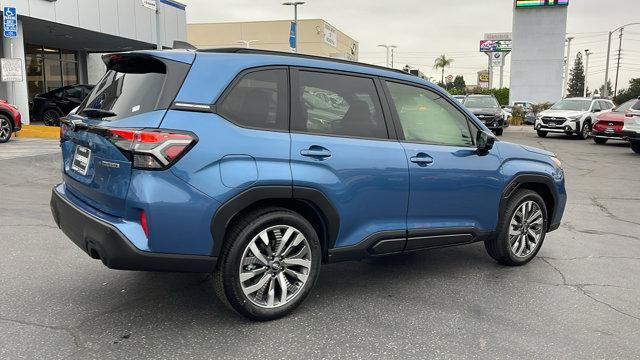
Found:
[593,137,608,144]
[42,109,62,126]
[578,121,591,140]
[631,140,640,154]
[485,189,548,266]
[0,115,12,143]
[537,130,548,138]
[213,207,321,321]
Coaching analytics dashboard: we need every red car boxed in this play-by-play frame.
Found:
[0,99,21,143]
[591,98,640,144]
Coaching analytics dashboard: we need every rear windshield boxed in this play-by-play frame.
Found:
[78,56,189,121]
[464,96,499,109]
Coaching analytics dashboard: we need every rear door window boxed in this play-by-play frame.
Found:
[217,69,288,131]
[292,71,388,140]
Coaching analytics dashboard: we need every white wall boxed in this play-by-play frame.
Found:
[510,6,568,104]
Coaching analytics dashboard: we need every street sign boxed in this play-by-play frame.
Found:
[3,7,17,38]
[446,74,454,83]
[1,58,23,82]
[141,0,157,11]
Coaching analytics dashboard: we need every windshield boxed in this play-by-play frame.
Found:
[613,99,636,112]
[464,97,499,108]
[551,99,591,111]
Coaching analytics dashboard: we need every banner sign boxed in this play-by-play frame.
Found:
[480,40,512,52]
[289,22,297,50]
[516,0,569,7]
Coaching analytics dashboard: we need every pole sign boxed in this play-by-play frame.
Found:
[491,52,505,67]
[1,58,23,82]
[516,0,569,8]
[3,7,17,38]
[141,0,157,11]
[289,22,297,50]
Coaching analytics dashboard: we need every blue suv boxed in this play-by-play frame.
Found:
[50,48,566,320]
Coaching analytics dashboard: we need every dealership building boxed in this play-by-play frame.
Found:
[0,0,187,124]
[187,19,359,62]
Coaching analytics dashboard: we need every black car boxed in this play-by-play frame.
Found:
[463,95,508,136]
[30,84,94,126]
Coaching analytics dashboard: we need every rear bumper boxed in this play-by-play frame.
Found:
[50,185,216,273]
[590,131,624,140]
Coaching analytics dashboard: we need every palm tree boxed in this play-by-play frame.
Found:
[434,55,454,84]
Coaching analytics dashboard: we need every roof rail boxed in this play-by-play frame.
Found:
[173,40,198,51]
[199,47,411,76]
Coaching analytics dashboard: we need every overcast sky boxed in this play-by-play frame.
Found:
[181,0,640,91]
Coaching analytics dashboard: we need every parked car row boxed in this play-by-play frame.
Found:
[535,97,615,140]
[30,84,94,126]
[453,94,508,135]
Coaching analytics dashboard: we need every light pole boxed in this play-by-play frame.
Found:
[378,44,397,68]
[236,40,259,48]
[155,0,162,50]
[282,2,305,53]
[583,49,590,97]
[604,22,640,98]
[562,37,573,98]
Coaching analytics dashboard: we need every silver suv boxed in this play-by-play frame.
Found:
[535,97,615,139]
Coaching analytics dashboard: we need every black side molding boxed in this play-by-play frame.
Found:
[210,186,340,258]
[500,173,559,232]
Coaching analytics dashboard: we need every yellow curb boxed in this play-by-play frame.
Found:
[16,124,60,139]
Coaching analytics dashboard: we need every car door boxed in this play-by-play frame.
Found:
[383,80,503,250]
[290,69,409,253]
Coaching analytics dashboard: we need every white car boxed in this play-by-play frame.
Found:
[622,102,640,154]
[535,98,615,139]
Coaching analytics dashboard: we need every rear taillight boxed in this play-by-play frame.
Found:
[106,128,196,169]
[626,113,634,118]
[140,210,149,238]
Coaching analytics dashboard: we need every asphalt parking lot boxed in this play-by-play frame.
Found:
[1,129,639,359]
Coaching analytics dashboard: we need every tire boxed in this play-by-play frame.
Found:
[42,109,62,126]
[0,115,12,143]
[536,130,547,138]
[593,137,608,145]
[495,128,504,136]
[578,121,591,140]
[631,140,640,154]
[485,189,548,266]
[213,207,321,321]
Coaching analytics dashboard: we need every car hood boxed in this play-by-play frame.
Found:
[596,111,625,123]
[539,109,586,118]
[467,107,501,116]
[520,144,556,157]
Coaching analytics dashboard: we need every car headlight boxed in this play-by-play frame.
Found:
[551,156,562,169]
[568,115,582,121]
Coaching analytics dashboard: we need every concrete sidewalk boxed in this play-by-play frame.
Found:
[0,137,60,160]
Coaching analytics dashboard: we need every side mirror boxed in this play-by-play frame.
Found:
[476,130,496,154]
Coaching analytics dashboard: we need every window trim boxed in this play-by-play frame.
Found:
[213,66,291,133]
[382,79,478,148]
[288,66,395,142]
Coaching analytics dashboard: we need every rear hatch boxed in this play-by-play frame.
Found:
[60,52,194,217]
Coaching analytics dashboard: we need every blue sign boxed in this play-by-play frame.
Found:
[4,7,17,38]
[289,22,297,49]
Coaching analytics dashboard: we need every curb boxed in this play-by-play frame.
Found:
[16,124,60,139]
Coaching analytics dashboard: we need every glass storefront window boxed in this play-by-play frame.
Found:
[25,44,78,100]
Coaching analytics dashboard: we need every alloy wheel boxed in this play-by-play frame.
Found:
[239,225,312,308]
[582,123,590,138]
[43,110,60,126]
[509,201,544,258]
[0,117,10,141]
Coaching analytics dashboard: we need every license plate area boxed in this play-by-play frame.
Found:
[605,128,614,134]
[72,145,91,176]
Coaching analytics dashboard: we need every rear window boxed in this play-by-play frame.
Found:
[78,56,189,121]
[464,96,499,109]
[633,100,640,111]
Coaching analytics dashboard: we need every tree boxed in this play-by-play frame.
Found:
[566,53,585,98]
[453,75,466,90]
[613,78,640,104]
[599,80,613,98]
[433,55,454,85]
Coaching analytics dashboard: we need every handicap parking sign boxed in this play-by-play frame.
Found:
[4,7,17,38]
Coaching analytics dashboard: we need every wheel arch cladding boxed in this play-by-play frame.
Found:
[500,174,557,231]
[210,186,340,261]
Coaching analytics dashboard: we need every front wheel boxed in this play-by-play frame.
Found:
[485,189,548,266]
[537,130,548,138]
[0,115,12,143]
[593,137,608,145]
[578,122,591,140]
[213,207,321,321]
[631,140,640,154]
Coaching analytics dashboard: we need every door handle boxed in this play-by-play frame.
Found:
[300,146,331,159]
[410,153,434,165]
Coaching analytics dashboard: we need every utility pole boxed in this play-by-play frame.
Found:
[378,44,397,68]
[583,49,590,97]
[390,48,396,68]
[614,27,623,97]
[603,23,640,98]
[282,2,305,53]
[563,37,573,98]
[155,0,162,50]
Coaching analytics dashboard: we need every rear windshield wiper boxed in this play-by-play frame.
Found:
[80,108,117,119]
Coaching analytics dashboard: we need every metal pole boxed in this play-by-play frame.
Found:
[155,0,162,50]
[603,32,612,98]
[614,27,623,97]
[390,48,395,68]
[385,47,389,67]
[487,53,493,89]
[583,49,590,97]
[293,4,298,53]
[563,37,573,98]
